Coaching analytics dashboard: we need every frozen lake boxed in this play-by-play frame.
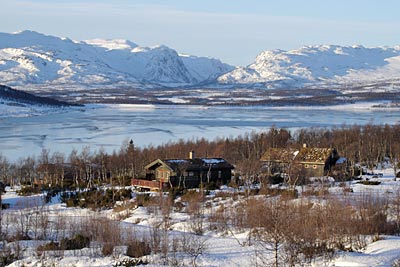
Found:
[1,103,400,161]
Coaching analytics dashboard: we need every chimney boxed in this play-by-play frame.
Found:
[189,151,195,159]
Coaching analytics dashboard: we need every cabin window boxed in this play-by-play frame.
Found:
[188,172,194,177]
[218,170,222,179]
[312,165,317,169]
[304,164,309,169]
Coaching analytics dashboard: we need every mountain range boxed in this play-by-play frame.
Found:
[1,30,400,89]
[218,45,400,89]
[0,31,233,88]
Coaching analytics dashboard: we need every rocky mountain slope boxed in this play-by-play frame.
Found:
[1,31,400,90]
[0,31,234,88]
[218,45,400,89]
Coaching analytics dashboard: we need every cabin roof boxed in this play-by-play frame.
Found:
[295,147,335,164]
[261,147,338,164]
[145,157,234,172]
[260,148,297,162]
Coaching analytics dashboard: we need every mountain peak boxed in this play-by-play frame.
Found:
[13,30,45,37]
[218,44,400,87]
[0,30,233,87]
[84,38,138,50]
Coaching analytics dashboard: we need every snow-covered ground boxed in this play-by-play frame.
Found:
[2,167,400,267]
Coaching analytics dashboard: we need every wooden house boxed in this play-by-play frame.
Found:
[260,148,298,175]
[132,152,234,190]
[261,145,340,177]
[294,146,339,177]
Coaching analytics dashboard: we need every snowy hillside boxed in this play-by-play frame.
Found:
[0,31,233,88]
[218,45,400,88]
[2,168,400,267]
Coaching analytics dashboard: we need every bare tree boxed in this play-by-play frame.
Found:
[247,198,290,267]
[180,231,208,267]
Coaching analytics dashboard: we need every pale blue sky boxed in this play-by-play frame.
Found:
[1,0,400,65]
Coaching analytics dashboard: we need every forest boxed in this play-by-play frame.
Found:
[0,124,399,189]
[1,124,400,266]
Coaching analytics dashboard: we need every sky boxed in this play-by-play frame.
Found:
[1,0,400,66]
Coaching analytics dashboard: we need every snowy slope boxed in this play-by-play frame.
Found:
[3,169,400,267]
[0,31,234,88]
[218,45,400,88]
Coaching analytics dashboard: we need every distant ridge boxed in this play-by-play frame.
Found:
[0,85,78,106]
[218,45,400,88]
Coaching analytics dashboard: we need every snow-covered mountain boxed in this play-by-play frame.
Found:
[218,45,400,88]
[2,31,400,90]
[0,31,234,88]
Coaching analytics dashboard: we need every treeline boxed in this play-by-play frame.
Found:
[0,124,399,188]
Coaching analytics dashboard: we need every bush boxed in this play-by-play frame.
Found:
[357,181,381,186]
[302,187,330,197]
[114,258,148,267]
[60,189,133,210]
[37,241,60,252]
[168,187,185,199]
[204,181,219,191]
[102,243,114,256]
[60,234,90,250]
[44,187,63,203]
[17,186,41,196]
[1,203,10,210]
[126,240,151,258]
[280,189,298,200]
[0,253,16,267]
[181,190,204,203]
[268,174,284,185]
[135,194,152,207]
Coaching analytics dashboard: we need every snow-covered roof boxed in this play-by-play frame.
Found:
[201,158,226,164]
[145,157,233,172]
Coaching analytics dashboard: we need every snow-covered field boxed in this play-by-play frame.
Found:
[1,168,400,267]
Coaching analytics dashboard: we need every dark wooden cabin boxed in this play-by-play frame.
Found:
[132,152,234,190]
